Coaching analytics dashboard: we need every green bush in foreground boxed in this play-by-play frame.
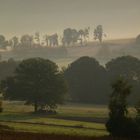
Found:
[106,78,140,138]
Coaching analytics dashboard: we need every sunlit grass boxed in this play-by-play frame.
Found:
[0,101,136,137]
[0,122,108,137]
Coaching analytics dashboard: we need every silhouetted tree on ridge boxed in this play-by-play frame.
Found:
[94,25,106,43]
[0,35,9,49]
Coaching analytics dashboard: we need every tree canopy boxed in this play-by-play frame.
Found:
[0,58,67,112]
[0,35,9,49]
[64,56,109,103]
[0,59,18,81]
[106,55,140,104]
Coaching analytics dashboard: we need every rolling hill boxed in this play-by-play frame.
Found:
[0,38,139,67]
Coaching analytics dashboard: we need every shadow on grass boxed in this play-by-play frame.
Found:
[0,111,107,124]
[0,112,107,131]
[0,131,139,140]
[0,112,41,121]
[51,116,107,123]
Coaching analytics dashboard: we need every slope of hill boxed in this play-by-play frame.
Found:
[0,38,139,67]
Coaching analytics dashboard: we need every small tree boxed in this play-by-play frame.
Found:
[10,36,19,48]
[0,35,8,49]
[0,58,67,113]
[106,77,132,136]
[20,34,33,48]
[94,25,105,43]
[34,32,40,45]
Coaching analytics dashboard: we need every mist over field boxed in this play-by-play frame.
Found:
[0,38,139,67]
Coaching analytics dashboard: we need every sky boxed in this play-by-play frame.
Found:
[0,0,140,39]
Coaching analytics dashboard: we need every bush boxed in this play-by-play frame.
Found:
[106,78,140,138]
[106,117,139,137]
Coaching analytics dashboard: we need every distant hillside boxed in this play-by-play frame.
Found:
[0,38,139,67]
[64,37,139,65]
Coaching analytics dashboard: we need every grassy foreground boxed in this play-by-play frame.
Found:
[0,101,108,137]
[0,131,136,140]
[0,101,136,139]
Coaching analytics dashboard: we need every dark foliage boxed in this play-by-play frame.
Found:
[0,58,18,81]
[106,55,140,104]
[106,78,140,138]
[0,58,67,112]
[64,56,109,104]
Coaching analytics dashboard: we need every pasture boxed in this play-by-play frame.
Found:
[0,101,109,137]
[0,101,136,138]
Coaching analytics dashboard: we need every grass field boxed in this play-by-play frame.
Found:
[0,101,109,137]
[0,101,138,140]
[0,101,136,138]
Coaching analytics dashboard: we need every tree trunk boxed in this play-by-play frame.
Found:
[34,101,38,113]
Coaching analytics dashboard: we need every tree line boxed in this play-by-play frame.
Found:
[1,28,140,50]
[0,25,105,49]
[0,55,140,105]
[64,56,140,104]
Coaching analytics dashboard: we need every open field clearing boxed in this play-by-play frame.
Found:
[0,101,136,138]
[0,121,107,137]
[0,101,109,137]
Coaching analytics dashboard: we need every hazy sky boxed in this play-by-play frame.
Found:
[0,0,140,39]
